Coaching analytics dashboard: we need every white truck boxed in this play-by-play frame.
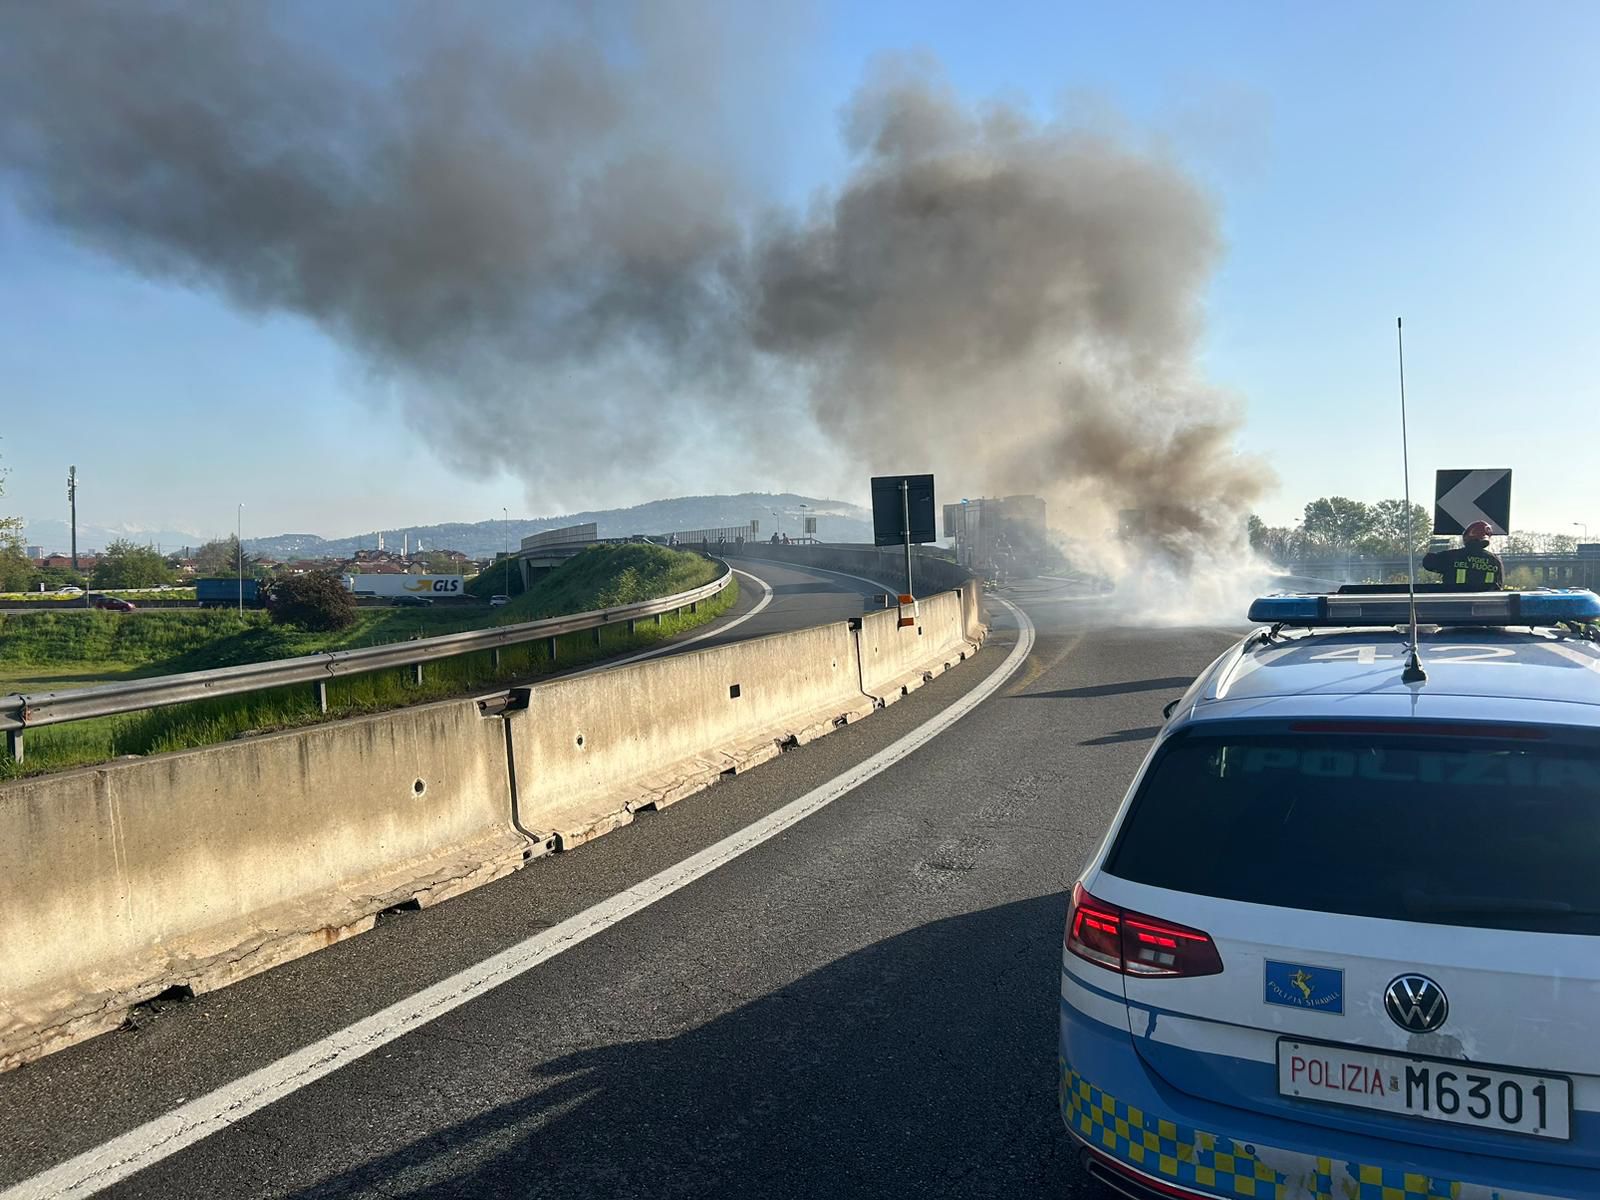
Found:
[341,573,465,599]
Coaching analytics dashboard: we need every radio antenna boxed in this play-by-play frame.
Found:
[1397,317,1426,684]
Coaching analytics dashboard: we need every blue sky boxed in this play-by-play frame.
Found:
[3,0,1596,546]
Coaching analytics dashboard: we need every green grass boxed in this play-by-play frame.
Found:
[0,609,265,669]
[2,548,734,779]
[504,543,721,620]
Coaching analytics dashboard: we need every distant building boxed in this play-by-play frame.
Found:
[40,553,98,571]
[24,545,43,560]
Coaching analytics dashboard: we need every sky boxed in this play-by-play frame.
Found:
[2,0,1596,547]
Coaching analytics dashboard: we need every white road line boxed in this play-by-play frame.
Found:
[571,569,775,675]
[6,600,1034,1200]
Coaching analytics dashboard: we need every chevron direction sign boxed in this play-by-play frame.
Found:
[1433,468,1512,536]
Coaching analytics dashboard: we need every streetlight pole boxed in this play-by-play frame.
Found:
[1576,522,1589,541]
[236,503,245,613]
[502,507,511,596]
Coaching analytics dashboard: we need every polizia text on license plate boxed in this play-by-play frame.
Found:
[1277,1040,1570,1141]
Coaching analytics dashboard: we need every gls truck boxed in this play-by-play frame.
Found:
[341,574,465,600]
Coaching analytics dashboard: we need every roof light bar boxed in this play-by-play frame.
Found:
[1248,589,1600,627]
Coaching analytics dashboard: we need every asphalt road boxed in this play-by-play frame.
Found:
[0,566,1247,1199]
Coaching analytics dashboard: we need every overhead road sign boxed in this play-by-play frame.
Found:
[1433,469,1511,536]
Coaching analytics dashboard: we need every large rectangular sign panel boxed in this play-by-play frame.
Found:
[871,474,937,546]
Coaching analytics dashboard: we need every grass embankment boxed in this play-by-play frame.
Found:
[0,546,733,779]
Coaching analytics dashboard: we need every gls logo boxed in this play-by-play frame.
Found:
[403,577,463,595]
[1385,975,1449,1033]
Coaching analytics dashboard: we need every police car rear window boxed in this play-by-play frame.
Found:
[1105,732,1600,934]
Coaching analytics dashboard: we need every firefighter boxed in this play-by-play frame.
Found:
[1421,521,1505,590]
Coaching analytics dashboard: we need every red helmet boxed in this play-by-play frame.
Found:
[1464,521,1494,542]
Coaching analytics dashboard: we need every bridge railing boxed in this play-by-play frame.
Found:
[0,565,733,763]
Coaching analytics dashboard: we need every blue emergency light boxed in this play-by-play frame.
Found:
[1248,589,1600,627]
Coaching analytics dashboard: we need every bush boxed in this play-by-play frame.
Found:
[270,570,357,631]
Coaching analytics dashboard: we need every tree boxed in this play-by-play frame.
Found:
[0,442,30,592]
[1363,499,1431,555]
[0,545,31,592]
[1505,531,1579,555]
[92,538,177,589]
[1301,497,1376,547]
[414,551,462,574]
[270,569,356,631]
[195,535,256,579]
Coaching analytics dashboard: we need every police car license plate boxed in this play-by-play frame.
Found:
[1277,1040,1570,1140]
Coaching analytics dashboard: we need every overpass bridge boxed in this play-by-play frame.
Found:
[0,552,1264,1198]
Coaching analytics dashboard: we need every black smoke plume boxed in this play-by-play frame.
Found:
[1,2,1270,562]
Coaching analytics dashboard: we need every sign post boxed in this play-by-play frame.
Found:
[1433,469,1512,536]
[871,474,936,623]
[900,479,914,600]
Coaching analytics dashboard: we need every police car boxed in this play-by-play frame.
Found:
[1061,588,1600,1200]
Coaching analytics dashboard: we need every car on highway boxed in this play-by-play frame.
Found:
[90,595,136,612]
[54,585,83,596]
[489,594,510,608]
[390,594,433,607]
[1062,588,1600,1200]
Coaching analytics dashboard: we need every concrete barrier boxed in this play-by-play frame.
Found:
[0,585,987,1070]
[958,578,985,645]
[0,697,529,1070]
[855,590,979,706]
[507,621,877,849]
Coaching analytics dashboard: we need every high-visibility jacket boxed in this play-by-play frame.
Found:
[1421,544,1505,590]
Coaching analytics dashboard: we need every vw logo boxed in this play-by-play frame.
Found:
[1385,974,1449,1033]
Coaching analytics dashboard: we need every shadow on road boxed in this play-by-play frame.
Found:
[1079,726,1161,746]
[1017,675,1192,701]
[287,896,1083,1200]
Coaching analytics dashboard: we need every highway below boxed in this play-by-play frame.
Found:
[0,563,1248,1199]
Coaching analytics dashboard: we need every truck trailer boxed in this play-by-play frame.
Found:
[341,573,465,600]
[194,577,263,608]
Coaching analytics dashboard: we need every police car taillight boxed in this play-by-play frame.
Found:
[1066,882,1224,978]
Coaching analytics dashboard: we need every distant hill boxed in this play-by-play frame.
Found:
[245,493,873,560]
[19,517,207,557]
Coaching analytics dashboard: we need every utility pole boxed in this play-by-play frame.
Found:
[67,465,78,572]
[237,502,244,614]
[502,507,511,596]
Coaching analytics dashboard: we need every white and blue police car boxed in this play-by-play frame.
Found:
[1061,588,1600,1200]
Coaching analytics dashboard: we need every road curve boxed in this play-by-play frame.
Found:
[0,569,1247,1199]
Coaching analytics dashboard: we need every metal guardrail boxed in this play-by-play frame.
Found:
[1,566,733,762]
